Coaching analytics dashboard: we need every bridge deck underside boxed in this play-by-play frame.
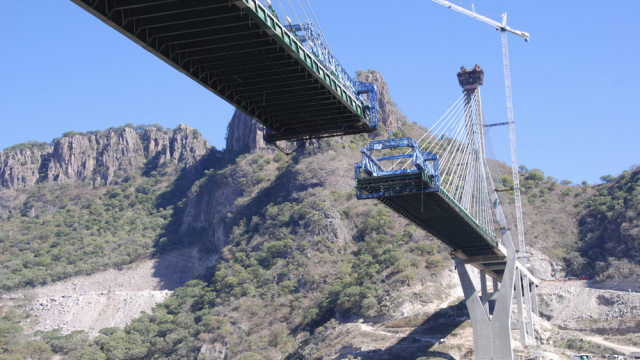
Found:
[71,0,371,142]
[357,175,499,258]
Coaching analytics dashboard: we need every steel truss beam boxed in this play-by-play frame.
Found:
[70,0,378,142]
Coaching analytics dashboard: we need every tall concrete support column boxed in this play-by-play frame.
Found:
[480,270,489,314]
[455,249,516,360]
[522,274,536,344]
[453,64,537,359]
[515,269,528,346]
[530,283,539,316]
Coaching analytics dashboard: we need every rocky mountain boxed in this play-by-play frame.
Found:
[356,70,405,133]
[0,124,210,190]
[225,111,267,155]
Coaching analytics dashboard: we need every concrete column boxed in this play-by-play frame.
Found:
[493,277,500,293]
[480,270,489,314]
[522,274,536,345]
[531,283,539,316]
[515,269,528,346]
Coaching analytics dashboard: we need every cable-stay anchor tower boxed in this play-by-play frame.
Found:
[431,0,537,346]
[354,66,538,360]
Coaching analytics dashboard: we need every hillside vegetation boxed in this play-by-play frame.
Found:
[0,125,218,292]
[573,166,640,280]
[0,72,637,358]
[1,121,458,359]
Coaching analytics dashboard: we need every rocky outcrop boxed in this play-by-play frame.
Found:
[225,110,266,155]
[316,209,350,246]
[0,145,52,189]
[1,125,210,189]
[140,124,211,175]
[357,70,405,133]
[45,127,146,185]
[538,281,640,335]
[527,247,565,280]
[179,174,241,254]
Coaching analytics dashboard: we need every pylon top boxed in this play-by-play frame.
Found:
[457,64,484,90]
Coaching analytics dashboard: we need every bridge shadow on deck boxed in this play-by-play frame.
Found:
[336,300,470,360]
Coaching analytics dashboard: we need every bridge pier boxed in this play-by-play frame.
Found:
[515,268,529,346]
[531,281,539,316]
[455,253,516,360]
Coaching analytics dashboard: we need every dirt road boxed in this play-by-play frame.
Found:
[584,336,640,355]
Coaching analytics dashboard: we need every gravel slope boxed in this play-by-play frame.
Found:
[2,247,216,337]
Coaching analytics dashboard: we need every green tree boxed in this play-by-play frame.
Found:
[527,171,545,183]
[600,174,616,183]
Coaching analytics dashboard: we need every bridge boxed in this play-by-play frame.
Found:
[355,66,539,360]
[70,0,378,142]
[68,2,537,358]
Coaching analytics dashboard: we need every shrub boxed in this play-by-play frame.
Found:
[501,175,514,189]
[527,171,545,182]
[412,244,437,256]
[337,285,378,314]
[521,180,535,191]
[561,188,573,197]
[600,174,616,183]
[393,259,411,273]
[425,256,443,269]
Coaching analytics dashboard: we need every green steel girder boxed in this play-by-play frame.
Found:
[139,14,241,36]
[356,171,499,258]
[110,2,230,20]
[132,13,237,31]
[109,0,177,11]
[71,0,373,142]
[378,192,498,257]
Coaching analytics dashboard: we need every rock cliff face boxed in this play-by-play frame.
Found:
[179,174,241,254]
[0,125,210,190]
[0,145,52,190]
[225,110,266,155]
[357,69,405,132]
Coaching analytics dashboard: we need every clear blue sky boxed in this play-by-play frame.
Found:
[1,1,638,184]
